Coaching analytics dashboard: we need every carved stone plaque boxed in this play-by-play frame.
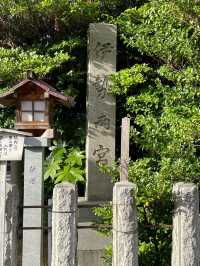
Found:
[0,133,24,161]
[86,23,116,201]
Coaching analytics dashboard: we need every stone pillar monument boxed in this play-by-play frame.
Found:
[78,23,116,266]
[86,23,117,201]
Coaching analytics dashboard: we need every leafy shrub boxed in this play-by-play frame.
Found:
[45,141,85,184]
[96,0,200,264]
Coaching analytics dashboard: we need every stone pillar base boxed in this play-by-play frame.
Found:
[77,198,111,266]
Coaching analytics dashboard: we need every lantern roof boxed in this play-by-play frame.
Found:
[0,78,75,107]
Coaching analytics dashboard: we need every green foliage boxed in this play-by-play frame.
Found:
[0,0,100,45]
[110,64,152,95]
[94,1,200,264]
[45,142,85,184]
[117,2,199,67]
[92,205,112,236]
[0,47,70,83]
[101,0,200,264]
[112,0,200,187]
[0,107,15,128]
[102,244,112,266]
[129,161,172,266]
[95,161,172,265]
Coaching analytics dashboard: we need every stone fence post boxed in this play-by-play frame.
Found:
[0,162,7,266]
[51,182,77,266]
[112,181,138,266]
[172,182,199,266]
[0,163,20,266]
[48,199,52,266]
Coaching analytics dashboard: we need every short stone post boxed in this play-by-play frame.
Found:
[172,182,199,266]
[112,182,138,266]
[51,182,77,266]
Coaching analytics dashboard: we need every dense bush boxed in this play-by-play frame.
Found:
[109,1,200,264]
[97,0,200,264]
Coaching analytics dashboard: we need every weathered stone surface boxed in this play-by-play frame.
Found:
[86,23,117,201]
[0,129,31,136]
[51,182,77,266]
[78,250,105,266]
[112,182,138,266]
[0,162,19,266]
[120,117,130,182]
[0,162,7,266]
[172,182,199,266]
[4,184,19,266]
[11,161,23,266]
[22,144,44,266]
[24,137,50,147]
[0,129,31,161]
[78,221,111,266]
[48,199,52,266]
[0,134,24,161]
[77,198,111,266]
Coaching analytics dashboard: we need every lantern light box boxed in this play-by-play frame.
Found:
[0,78,74,137]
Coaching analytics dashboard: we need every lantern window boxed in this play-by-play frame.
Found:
[21,100,47,122]
[21,112,33,122]
[21,101,32,111]
[34,101,46,111]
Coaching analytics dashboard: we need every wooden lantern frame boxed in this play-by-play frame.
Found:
[0,79,74,136]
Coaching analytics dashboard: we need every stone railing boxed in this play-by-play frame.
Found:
[50,181,199,266]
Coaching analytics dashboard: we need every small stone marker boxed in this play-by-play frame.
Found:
[120,117,130,182]
[0,129,31,161]
[22,137,50,266]
[86,23,117,201]
[172,182,199,266]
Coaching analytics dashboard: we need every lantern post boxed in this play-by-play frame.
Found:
[0,77,73,266]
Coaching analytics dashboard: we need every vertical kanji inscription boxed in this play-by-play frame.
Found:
[86,23,116,201]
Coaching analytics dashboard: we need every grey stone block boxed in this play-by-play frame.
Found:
[172,182,200,266]
[24,137,50,147]
[22,146,44,266]
[0,162,7,266]
[51,182,77,266]
[113,181,138,266]
[86,23,117,201]
[78,250,105,266]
